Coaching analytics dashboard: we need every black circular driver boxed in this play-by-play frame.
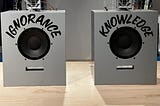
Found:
[18,27,50,60]
[109,26,142,59]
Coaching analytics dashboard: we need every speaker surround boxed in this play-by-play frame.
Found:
[1,10,66,86]
[92,10,158,85]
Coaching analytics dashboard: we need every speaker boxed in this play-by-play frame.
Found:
[26,0,41,10]
[117,0,133,9]
[91,10,158,85]
[1,10,66,86]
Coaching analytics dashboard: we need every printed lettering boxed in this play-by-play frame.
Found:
[51,30,61,38]
[110,17,117,27]
[117,14,128,24]
[99,14,153,38]
[6,14,62,39]
[28,14,36,24]
[42,19,53,28]
[9,25,17,35]
[20,15,27,26]
[126,14,132,24]
[99,26,108,37]
[132,16,141,25]
[35,15,45,25]
[136,19,146,27]
[13,19,20,30]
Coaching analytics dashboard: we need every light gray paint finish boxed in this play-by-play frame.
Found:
[48,0,116,60]
[1,10,66,86]
[92,10,158,85]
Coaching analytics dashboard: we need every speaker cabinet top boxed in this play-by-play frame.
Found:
[1,10,65,14]
[92,9,158,13]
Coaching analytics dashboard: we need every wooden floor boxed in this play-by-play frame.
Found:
[0,62,160,106]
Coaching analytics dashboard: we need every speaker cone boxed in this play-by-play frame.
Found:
[109,26,142,59]
[18,27,50,60]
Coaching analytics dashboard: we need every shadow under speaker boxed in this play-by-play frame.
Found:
[92,10,158,85]
[1,10,66,86]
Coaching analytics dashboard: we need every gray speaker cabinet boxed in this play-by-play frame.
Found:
[92,10,158,85]
[1,10,66,86]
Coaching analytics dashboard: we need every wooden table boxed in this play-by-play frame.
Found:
[0,62,160,106]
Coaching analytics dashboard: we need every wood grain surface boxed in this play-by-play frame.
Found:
[0,62,160,106]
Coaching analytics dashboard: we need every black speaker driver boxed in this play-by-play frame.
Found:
[18,27,50,60]
[109,26,142,59]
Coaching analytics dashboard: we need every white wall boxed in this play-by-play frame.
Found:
[48,0,117,60]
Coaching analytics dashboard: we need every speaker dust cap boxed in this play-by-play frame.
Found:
[109,26,142,59]
[18,27,50,60]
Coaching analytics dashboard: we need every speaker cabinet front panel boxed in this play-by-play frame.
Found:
[1,10,65,86]
[92,10,158,85]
